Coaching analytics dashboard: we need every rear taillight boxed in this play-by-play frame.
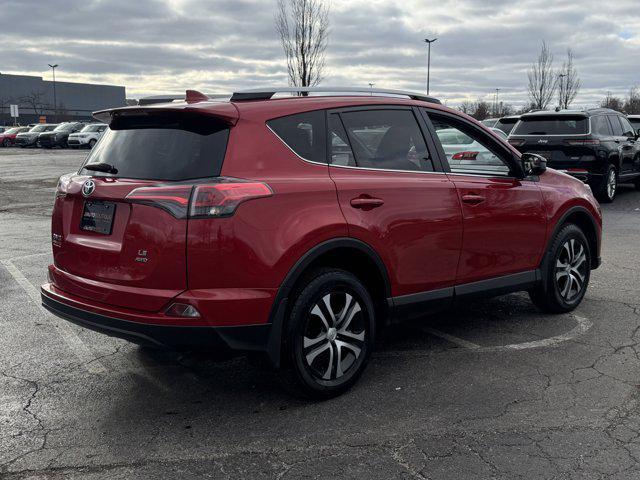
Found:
[189,182,272,218]
[125,185,193,218]
[125,178,272,219]
[564,139,600,146]
[451,151,479,160]
[55,173,74,198]
[508,139,525,147]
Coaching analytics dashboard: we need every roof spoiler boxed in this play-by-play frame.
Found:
[93,91,238,126]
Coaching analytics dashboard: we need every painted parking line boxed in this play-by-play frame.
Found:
[1,258,107,374]
[421,313,592,353]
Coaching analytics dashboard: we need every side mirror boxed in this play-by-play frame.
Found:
[522,152,547,176]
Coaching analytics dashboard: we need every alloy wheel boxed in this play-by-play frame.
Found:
[555,238,587,302]
[302,291,365,381]
[606,169,617,200]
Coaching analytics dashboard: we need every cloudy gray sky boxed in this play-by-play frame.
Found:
[0,0,638,108]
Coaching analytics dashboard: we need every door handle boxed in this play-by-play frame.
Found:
[350,196,384,209]
[461,194,485,205]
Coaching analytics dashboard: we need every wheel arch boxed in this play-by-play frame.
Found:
[265,237,391,367]
[545,205,600,271]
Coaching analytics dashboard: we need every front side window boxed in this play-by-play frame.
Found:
[608,116,624,136]
[267,111,326,163]
[591,116,613,136]
[619,117,636,137]
[428,112,511,176]
[337,109,433,172]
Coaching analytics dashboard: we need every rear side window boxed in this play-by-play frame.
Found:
[591,116,613,136]
[267,110,326,163]
[494,118,518,134]
[337,109,433,172]
[81,113,229,181]
[512,116,588,135]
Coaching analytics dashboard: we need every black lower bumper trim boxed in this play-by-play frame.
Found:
[41,291,272,352]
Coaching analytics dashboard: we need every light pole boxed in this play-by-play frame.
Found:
[424,38,437,95]
[558,73,567,109]
[495,88,501,115]
[48,64,58,122]
[368,83,375,96]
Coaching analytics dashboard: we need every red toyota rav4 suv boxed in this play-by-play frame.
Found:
[41,87,602,398]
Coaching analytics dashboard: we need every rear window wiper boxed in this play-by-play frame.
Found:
[84,163,118,174]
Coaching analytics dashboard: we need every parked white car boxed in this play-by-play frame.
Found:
[67,123,107,149]
[435,127,508,174]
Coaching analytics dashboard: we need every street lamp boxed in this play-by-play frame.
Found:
[495,88,501,115]
[48,64,58,122]
[558,73,567,109]
[424,38,437,95]
[368,83,375,96]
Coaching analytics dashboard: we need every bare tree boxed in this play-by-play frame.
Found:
[275,0,330,89]
[624,86,640,115]
[491,101,514,118]
[20,90,49,116]
[527,41,557,110]
[557,48,581,109]
[601,92,624,112]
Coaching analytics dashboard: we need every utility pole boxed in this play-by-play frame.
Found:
[48,64,58,122]
[424,38,437,95]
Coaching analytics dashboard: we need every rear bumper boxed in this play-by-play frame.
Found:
[41,283,273,352]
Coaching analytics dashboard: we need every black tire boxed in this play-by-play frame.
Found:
[2,139,9,147]
[595,165,617,203]
[88,139,97,149]
[279,268,375,399]
[633,175,640,190]
[529,224,591,314]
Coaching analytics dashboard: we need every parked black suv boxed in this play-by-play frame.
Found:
[38,122,85,148]
[508,109,640,202]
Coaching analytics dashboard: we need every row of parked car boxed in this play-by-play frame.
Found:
[0,122,107,149]
[476,111,640,203]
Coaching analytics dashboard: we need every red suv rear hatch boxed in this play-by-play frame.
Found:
[50,106,235,312]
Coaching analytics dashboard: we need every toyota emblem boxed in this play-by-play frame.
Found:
[82,179,95,197]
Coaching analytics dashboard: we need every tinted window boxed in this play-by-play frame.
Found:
[328,114,356,167]
[608,116,624,136]
[29,124,49,133]
[81,114,229,181]
[512,116,588,135]
[429,113,510,176]
[339,109,433,172]
[619,117,635,137]
[494,118,518,134]
[629,118,640,131]
[267,111,326,163]
[591,116,613,136]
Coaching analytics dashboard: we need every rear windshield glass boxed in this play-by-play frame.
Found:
[494,118,518,134]
[512,116,588,135]
[80,113,229,181]
[81,124,106,133]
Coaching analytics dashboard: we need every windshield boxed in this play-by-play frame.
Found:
[80,114,229,181]
[29,125,49,133]
[54,123,79,132]
[5,128,21,134]
[512,116,588,135]
[81,124,105,133]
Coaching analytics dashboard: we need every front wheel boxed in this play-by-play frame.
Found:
[529,224,591,313]
[88,139,97,149]
[2,139,10,147]
[280,269,376,399]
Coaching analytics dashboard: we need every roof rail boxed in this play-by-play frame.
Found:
[230,86,441,104]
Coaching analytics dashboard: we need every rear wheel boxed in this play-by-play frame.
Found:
[595,165,617,203]
[280,269,375,399]
[2,139,9,147]
[88,139,97,149]
[529,224,591,313]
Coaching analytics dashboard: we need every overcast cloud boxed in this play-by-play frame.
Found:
[0,0,638,108]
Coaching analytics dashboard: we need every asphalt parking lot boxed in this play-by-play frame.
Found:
[1,148,640,479]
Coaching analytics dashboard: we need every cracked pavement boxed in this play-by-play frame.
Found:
[1,148,639,479]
